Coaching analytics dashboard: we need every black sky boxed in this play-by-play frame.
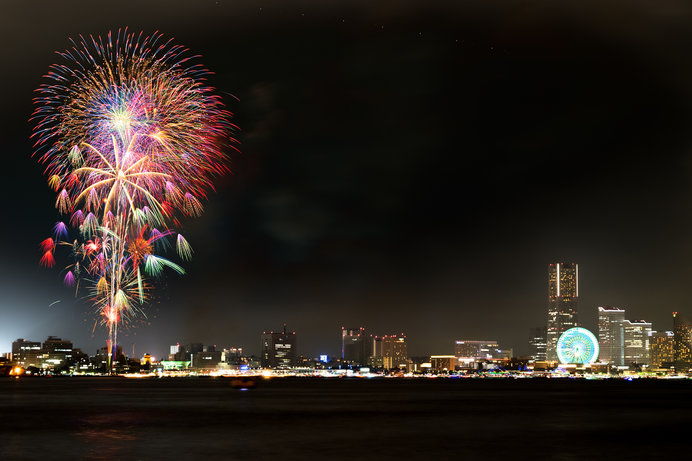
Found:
[2,0,692,359]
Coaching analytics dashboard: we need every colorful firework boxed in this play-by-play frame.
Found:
[31,30,236,371]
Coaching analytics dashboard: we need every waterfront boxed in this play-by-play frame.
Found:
[1,377,690,460]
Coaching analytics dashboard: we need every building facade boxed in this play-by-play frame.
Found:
[455,340,498,360]
[261,324,297,369]
[341,327,369,365]
[192,351,223,369]
[528,327,547,361]
[546,263,579,361]
[11,339,42,368]
[597,306,625,366]
[374,335,407,370]
[649,331,674,368]
[42,336,73,370]
[623,319,652,366]
[430,355,456,373]
[673,312,692,368]
[454,340,501,368]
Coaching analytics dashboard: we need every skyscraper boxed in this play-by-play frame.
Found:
[597,306,625,366]
[649,331,674,368]
[380,334,407,370]
[546,262,579,361]
[672,312,692,369]
[341,327,369,365]
[528,327,547,361]
[42,336,73,370]
[260,324,297,369]
[623,319,652,366]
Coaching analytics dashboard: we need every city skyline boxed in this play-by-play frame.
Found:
[2,277,680,362]
[2,1,692,360]
[0,259,686,360]
[8,305,683,372]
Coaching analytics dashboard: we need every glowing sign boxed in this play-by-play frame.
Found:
[319,355,328,363]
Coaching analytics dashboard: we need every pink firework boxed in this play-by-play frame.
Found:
[31,29,236,372]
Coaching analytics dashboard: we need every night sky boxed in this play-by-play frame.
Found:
[2,0,692,360]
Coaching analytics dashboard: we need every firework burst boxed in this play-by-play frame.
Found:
[31,29,236,372]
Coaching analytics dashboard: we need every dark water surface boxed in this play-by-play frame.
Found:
[0,377,690,460]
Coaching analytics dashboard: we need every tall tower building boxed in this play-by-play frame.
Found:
[260,324,297,369]
[623,319,652,366]
[380,334,407,370]
[672,312,692,368]
[597,306,625,366]
[528,327,547,361]
[649,331,674,368]
[546,262,579,361]
[42,336,73,370]
[341,327,368,365]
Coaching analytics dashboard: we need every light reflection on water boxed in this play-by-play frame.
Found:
[0,377,690,460]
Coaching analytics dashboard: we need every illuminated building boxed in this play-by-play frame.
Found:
[374,334,407,370]
[341,327,369,365]
[409,356,431,372]
[42,336,73,370]
[546,263,579,361]
[492,348,513,360]
[170,343,203,361]
[597,306,625,366]
[369,336,384,368]
[160,360,190,370]
[623,319,651,366]
[430,355,456,373]
[261,324,297,369]
[673,312,692,368]
[528,327,547,361]
[455,340,498,360]
[192,351,223,369]
[11,339,42,368]
[222,347,244,365]
[649,331,674,368]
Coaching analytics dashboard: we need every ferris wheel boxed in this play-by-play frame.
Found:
[556,327,599,364]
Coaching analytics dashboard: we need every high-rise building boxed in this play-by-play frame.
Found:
[341,327,369,365]
[42,336,73,370]
[11,339,42,368]
[261,324,297,369]
[673,312,692,368]
[546,263,579,361]
[192,351,222,369]
[650,331,674,368]
[430,355,456,373]
[170,343,204,361]
[528,327,547,361]
[455,340,498,360]
[380,334,407,370]
[623,319,652,366]
[222,347,244,365]
[492,347,513,360]
[597,306,625,366]
[369,336,384,368]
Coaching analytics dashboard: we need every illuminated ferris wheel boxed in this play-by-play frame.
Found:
[556,327,599,364]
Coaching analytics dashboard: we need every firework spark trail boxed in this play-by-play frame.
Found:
[31,29,236,372]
